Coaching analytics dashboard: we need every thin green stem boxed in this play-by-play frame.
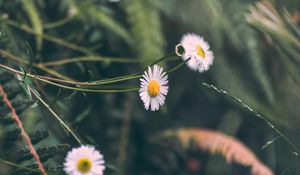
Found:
[0,158,43,174]
[28,86,83,144]
[43,16,75,29]
[37,65,75,81]
[161,57,191,74]
[148,53,177,67]
[41,56,145,67]
[201,82,300,156]
[0,53,181,92]
[166,58,189,74]
[0,50,27,64]
[32,75,140,92]
[43,53,177,86]
[65,54,178,67]
[88,75,142,86]
[0,63,139,93]
[1,49,177,86]
[0,49,75,81]
[2,19,93,54]
[84,53,178,85]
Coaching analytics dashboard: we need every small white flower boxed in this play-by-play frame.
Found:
[139,65,168,111]
[64,145,105,175]
[179,33,214,72]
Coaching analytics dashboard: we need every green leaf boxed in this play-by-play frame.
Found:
[21,0,43,52]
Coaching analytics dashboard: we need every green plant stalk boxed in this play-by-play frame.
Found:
[56,53,178,86]
[166,59,189,74]
[201,83,300,156]
[0,49,27,64]
[0,50,177,85]
[43,15,75,29]
[40,56,145,67]
[0,49,141,82]
[21,0,43,52]
[39,55,184,88]
[0,53,182,92]
[2,19,93,54]
[0,158,44,174]
[37,66,76,81]
[0,49,75,81]
[0,63,139,92]
[89,52,177,85]
[28,86,83,145]
[1,51,177,86]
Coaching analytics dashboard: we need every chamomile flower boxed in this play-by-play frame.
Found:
[64,145,105,175]
[179,33,214,72]
[139,65,168,111]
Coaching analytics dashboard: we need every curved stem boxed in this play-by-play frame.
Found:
[149,53,177,67]
[43,15,75,29]
[201,83,300,156]
[0,63,139,93]
[40,56,144,67]
[166,58,190,74]
[0,49,75,81]
[0,53,183,93]
[1,49,177,86]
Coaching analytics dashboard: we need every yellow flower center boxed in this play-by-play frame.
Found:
[196,45,205,58]
[77,158,92,173]
[147,80,160,97]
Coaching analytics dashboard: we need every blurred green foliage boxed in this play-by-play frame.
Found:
[1,0,300,174]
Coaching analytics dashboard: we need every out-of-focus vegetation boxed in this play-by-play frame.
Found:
[0,0,300,174]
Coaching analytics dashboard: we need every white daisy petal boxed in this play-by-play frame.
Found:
[178,33,214,72]
[139,65,169,111]
[64,145,105,175]
[147,66,152,80]
[153,65,158,77]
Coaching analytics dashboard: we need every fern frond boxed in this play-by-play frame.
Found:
[3,129,48,146]
[17,144,70,163]
[0,71,70,175]
[0,84,47,174]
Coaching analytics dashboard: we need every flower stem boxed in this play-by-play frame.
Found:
[40,56,145,67]
[0,53,180,92]
[167,57,191,74]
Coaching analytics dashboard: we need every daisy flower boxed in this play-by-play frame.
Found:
[139,65,168,111]
[64,145,105,175]
[179,33,214,72]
